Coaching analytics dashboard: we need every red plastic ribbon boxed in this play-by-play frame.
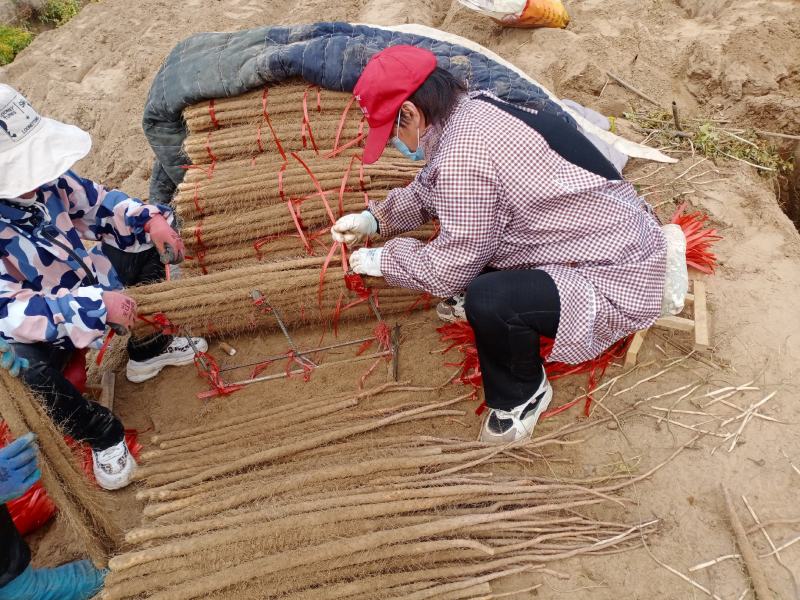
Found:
[671,202,721,274]
[0,422,56,535]
[318,241,341,308]
[204,132,218,165]
[301,86,320,155]
[344,272,370,299]
[277,162,313,255]
[436,322,631,419]
[194,351,244,399]
[95,329,115,366]
[261,87,286,161]
[358,356,384,389]
[208,99,220,129]
[338,156,357,217]
[405,292,434,315]
[290,152,337,225]
[137,312,180,336]
[326,96,366,159]
[285,350,313,382]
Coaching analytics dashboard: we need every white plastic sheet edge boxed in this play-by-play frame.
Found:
[365,23,678,164]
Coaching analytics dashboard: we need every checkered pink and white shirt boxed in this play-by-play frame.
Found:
[369,94,667,364]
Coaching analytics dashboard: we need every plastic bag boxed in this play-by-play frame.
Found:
[457,0,570,28]
[1,420,142,536]
[0,421,56,535]
[660,224,689,316]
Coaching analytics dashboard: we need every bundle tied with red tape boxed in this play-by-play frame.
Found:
[129,80,436,339]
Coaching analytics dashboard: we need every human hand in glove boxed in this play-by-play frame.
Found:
[349,247,383,277]
[0,559,106,600]
[331,211,378,245]
[102,291,138,335]
[0,338,28,377]
[145,214,185,264]
[0,432,40,503]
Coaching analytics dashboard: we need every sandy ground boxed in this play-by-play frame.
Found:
[3,0,800,598]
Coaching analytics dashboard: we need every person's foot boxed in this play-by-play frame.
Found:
[92,440,137,491]
[436,292,466,323]
[480,371,553,444]
[125,336,208,383]
[0,561,105,600]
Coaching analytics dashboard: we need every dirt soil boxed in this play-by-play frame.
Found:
[3,0,800,598]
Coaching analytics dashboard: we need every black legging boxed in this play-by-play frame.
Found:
[0,504,29,587]
[464,270,561,411]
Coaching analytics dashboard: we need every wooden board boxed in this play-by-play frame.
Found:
[692,279,710,349]
[624,330,648,367]
[626,275,711,366]
[654,315,695,332]
[98,370,116,412]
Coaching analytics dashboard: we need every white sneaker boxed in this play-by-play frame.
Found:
[436,293,466,323]
[92,440,137,490]
[126,336,208,383]
[480,370,553,444]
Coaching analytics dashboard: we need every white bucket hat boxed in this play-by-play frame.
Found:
[0,84,91,199]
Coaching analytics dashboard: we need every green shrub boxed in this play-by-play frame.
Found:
[38,0,81,26]
[0,25,34,65]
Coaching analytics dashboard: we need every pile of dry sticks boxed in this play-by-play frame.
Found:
[102,383,667,600]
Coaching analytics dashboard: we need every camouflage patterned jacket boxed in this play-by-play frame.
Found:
[0,171,170,350]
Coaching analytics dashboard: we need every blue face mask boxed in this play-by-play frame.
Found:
[391,112,425,161]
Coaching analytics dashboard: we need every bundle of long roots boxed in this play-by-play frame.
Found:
[102,385,660,599]
[0,371,119,567]
[175,81,425,275]
[129,80,431,337]
[128,256,428,338]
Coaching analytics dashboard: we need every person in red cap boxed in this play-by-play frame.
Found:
[332,45,667,444]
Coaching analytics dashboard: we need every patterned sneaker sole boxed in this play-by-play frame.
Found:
[479,381,554,444]
[93,459,137,491]
[436,305,466,323]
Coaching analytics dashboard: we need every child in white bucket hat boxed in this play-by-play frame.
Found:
[0,84,207,491]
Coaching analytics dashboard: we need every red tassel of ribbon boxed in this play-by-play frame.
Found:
[671,202,722,274]
[436,321,632,419]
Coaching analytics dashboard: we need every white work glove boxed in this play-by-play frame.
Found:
[350,247,383,277]
[331,211,378,245]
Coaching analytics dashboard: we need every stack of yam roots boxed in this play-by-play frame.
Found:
[131,81,436,337]
[102,383,658,599]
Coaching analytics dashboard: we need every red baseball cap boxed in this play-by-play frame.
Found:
[354,45,437,164]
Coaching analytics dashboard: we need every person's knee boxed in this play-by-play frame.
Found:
[19,361,52,390]
[465,273,505,323]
